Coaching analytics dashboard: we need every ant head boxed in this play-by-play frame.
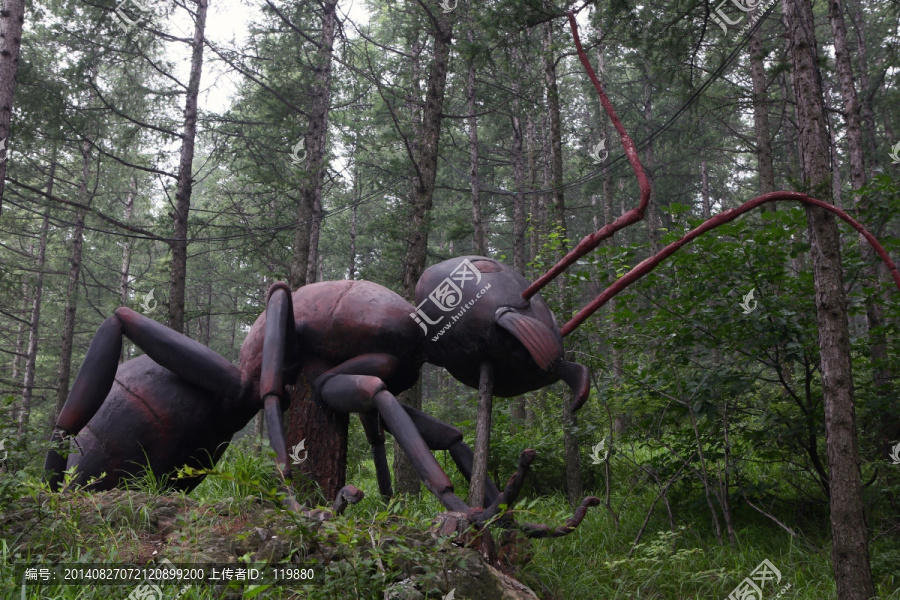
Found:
[413,256,585,400]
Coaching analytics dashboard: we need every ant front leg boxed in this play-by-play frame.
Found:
[259,282,303,511]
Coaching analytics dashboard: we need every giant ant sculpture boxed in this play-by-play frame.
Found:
[44,12,900,538]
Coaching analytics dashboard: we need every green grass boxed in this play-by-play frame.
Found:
[2,439,899,599]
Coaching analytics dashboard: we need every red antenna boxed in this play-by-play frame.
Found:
[522,11,650,302]
[527,12,900,338]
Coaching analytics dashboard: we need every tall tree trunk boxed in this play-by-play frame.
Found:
[0,0,25,212]
[511,112,526,273]
[349,174,359,279]
[642,60,661,254]
[118,176,137,363]
[119,176,137,305]
[700,157,712,219]
[302,0,336,286]
[828,0,891,398]
[847,0,878,162]
[53,138,91,425]
[829,0,865,195]
[509,47,527,276]
[284,0,342,499]
[783,1,876,597]
[401,16,453,299]
[18,166,53,439]
[542,21,568,253]
[748,13,775,196]
[543,17,581,506]
[10,282,27,387]
[395,11,453,496]
[167,0,208,334]
[526,114,539,276]
[467,15,485,255]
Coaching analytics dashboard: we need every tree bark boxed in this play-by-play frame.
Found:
[469,361,493,507]
[302,0,337,287]
[282,0,342,500]
[53,138,91,425]
[349,176,359,280]
[847,0,878,163]
[0,0,25,213]
[783,1,876,596]
[401,14,453,300]
[748,11,775,196]
[701,157,712,219]
[828,0,891,399]
[542,20,568,252]
[828,0,865,196]
[543,16,581,506]
[395,9,453,495]
[467,17,485,255]
[526,114,539,276]
[119,176,137,306]
[18,164,53,439]
[167,0,208,334]
[510,49,526,275]
[642,60,661,254]
[285,374,348,500]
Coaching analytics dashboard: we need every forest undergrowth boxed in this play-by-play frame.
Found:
[1,428,898,600]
